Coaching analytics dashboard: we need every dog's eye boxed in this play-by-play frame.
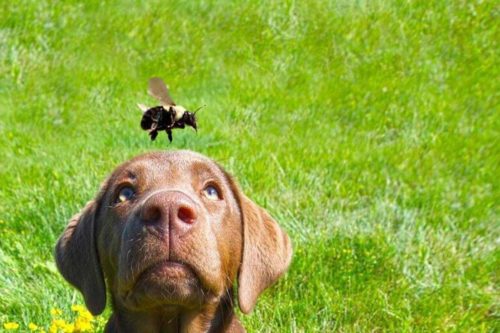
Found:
[116,187,135,203]
[203,185,221,201]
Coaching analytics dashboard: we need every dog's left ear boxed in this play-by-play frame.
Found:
[55,195,107,315]
[235,190,292,314]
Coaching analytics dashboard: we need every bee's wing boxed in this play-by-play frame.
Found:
[137,103,149,113]
[148,77,176,106]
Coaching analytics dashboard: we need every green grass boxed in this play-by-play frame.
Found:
[1,0,498,331]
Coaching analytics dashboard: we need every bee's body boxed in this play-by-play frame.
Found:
[172,105,186,121]
[138,78,198,142]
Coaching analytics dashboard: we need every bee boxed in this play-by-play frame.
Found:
[137,77,198,142]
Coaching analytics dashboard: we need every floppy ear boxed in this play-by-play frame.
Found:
[55,199,106,315]
[237,193,293,314]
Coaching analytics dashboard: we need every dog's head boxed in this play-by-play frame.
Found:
[55,150,292,318]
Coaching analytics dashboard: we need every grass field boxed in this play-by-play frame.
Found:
[0,0,498,331]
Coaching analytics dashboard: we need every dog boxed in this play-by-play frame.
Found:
[55,150,292,332]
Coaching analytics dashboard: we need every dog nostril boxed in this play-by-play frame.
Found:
[177,206,197,224]
[142,206,162,224]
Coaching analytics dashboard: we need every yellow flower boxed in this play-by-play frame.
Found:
[79,311,93,321]
[53,319,68,327]
[62,323,75,333]
[28,323,39,331]
[49,324,57,333]
[72,305,93,321]
[50,308,63,316]
[71,304,87,313]
[74,317,93,332]
[3,322,20,330]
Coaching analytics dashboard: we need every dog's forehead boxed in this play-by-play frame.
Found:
[114,150,224,180]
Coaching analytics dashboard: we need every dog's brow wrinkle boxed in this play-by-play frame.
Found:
[125,170,137,180]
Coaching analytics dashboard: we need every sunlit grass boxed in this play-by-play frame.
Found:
[0,0,498,331]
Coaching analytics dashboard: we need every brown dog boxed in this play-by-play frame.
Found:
[55,150,292,332]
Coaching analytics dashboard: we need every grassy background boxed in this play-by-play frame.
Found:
[0,0,498,331]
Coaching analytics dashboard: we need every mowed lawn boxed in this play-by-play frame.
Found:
[0,0,498,331]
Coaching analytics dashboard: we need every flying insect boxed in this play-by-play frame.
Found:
[138,77,198,142]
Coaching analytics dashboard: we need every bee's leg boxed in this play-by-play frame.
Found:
[149,130,158,141]
[167,129,173,142]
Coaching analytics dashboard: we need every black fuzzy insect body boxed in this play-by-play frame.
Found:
[138,78,198,142]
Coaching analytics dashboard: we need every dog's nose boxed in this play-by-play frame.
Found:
[140,191,198,232]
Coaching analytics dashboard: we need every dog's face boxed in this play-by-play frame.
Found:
[55,150,292,322]
[101,151,243,311]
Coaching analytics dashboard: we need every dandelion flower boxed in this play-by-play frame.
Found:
[28,323,39,331]
[3,322,20,330]
[74,317,93,332]
[79,310,93,321]
[50,308,63,316]
[49,324,58,333]
[71,304,86,313]
[53,319,68,328]
[62,323,75,333]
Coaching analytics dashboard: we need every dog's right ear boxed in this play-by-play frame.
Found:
[55,198,106,315]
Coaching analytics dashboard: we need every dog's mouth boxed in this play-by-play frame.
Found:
[133,259,198,287]
[120,258,207,309]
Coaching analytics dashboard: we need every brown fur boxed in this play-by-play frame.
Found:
[55,150,292,332]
